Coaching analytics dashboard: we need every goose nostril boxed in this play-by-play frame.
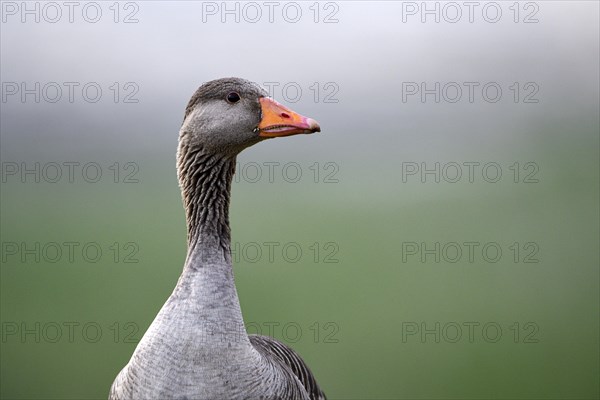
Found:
[280,112,290,119]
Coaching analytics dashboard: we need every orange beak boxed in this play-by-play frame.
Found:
[258,97,321,138]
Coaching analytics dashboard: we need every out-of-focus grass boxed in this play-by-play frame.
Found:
[1,123,598,399]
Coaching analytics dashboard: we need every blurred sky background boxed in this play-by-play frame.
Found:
[1,1,599,399]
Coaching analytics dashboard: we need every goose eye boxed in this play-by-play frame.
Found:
[226,92,241,103]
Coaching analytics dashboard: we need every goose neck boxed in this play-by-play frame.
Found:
[177,143,236,263]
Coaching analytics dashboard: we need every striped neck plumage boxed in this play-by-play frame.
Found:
[177,140,236,267]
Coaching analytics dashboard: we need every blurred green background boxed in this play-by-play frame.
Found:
[1,1,599,399]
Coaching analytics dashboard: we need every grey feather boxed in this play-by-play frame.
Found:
[109,78,326,400]
[250,335,327,400]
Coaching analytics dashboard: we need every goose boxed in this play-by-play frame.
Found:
[109,78,326,400]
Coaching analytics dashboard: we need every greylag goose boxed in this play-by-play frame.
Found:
[109,78,326,400]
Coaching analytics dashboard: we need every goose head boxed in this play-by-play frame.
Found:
[179,77,321,156]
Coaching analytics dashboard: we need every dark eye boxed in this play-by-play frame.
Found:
[226,92,240,103]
